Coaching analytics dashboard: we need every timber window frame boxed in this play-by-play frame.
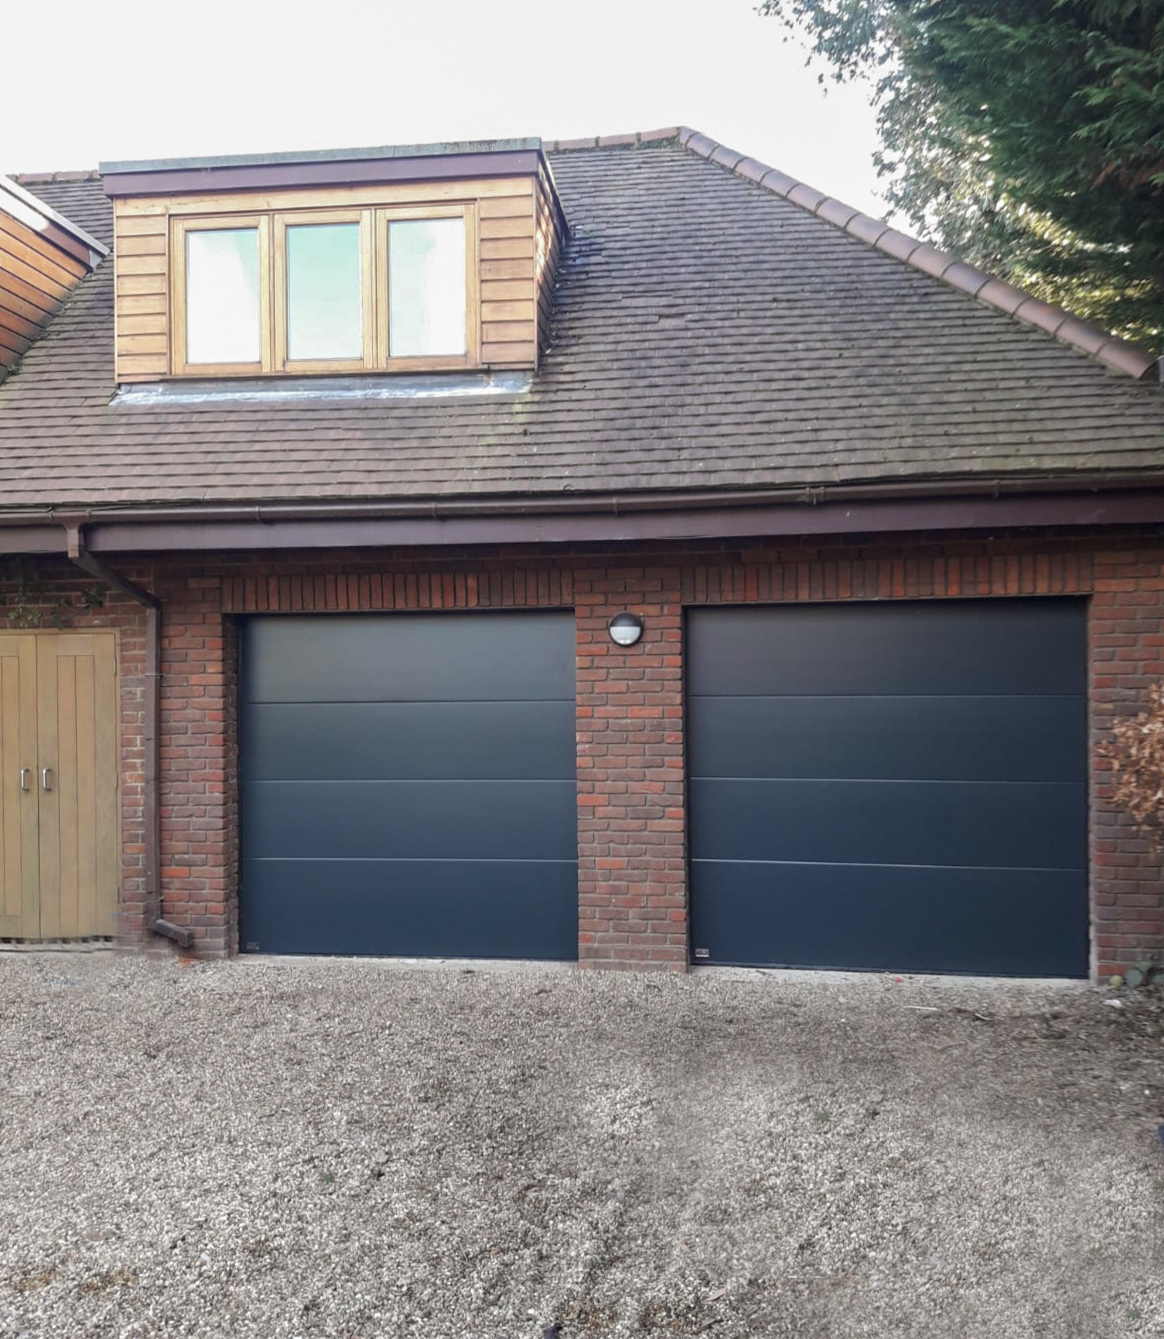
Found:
[274,209,375,373]
[169,202,480,377]
[171,215,272,375]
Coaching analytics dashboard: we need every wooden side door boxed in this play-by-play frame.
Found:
[0,633,40,938]
[35,632,119,939]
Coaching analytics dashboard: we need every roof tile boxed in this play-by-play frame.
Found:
[1053,318,1109,357]
[844,213,889,246]
[1095,340,1158,381]
[787,182,828,212]
[976,278,1027,316]
[875,229,923,263]
[909,245,955,279]
[710,145,745,170]
[815,197,860,229]
[732,158,770,185]
[639,127,680,143]
[941,262,992,298]
[758,168,798,197]
[1014,297,1069,336]
[681,131,719,159]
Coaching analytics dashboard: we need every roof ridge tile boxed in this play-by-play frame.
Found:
[544,128,680,152]
[11,170,101,185]
[669,125,1159,382]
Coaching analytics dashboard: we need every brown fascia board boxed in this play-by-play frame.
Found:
[4,478,1164,557]
[545,126,1158,383]
[101,144,547,199]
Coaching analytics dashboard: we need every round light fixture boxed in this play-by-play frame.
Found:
[608,612,644,647]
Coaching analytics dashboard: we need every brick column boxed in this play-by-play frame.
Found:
[1091,549,1164,979]
[574,564,688,969]
[114,604,149,944]
[159,578,236,956]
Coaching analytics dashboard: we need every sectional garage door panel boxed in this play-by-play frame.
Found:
[691,779,1085,871]
[689,696,1085,783]
[247,779,576,861]
[246,701,574,781]
[240,612,577,960]
[688,600,1088,978]
[243,613,575,703]
[688,601,1086,697]
[694,864,1087,977]
[240,859,579,960]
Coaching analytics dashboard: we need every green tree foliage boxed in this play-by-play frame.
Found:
[759,1,1164,347]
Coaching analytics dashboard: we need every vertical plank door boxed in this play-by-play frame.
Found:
[0,633,40,938]
[36,633,118,938]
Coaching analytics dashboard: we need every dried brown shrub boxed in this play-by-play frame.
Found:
[1102,682,1164,850]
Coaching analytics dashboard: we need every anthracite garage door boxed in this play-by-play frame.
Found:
[240,612,577,959]
[688,600,1088,977]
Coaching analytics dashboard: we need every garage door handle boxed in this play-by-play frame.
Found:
[19,768,29,792]
[41,767,52,792]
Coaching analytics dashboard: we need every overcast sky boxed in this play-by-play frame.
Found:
[4,0,888,220]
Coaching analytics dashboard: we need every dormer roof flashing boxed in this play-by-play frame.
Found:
[99,137,563,213]
[100,137,542,174]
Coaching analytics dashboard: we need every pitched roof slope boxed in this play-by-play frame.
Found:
[661,127,1156,382]
[9,172,113,249]
[1,136,1162,510]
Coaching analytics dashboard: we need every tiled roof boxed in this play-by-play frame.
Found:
[9,171,113,250]
[660,129,1156,381]
[1,135,1162,510]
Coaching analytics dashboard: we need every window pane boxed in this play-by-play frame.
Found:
[287,223,362,361]
[186,228,260,364]
[389,218,466,357]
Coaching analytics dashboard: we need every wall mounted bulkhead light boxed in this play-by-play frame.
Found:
[608,612,645,647]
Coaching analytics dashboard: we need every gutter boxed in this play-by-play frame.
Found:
[63,522,193,952]
[2,470,1164,530]
[0,474,1162,558]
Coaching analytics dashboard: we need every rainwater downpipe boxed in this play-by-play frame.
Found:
[64,523,193,950]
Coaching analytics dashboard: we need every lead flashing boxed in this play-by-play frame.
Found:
[112,371,534,407]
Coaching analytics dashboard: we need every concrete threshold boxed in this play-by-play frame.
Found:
[697,964,1093,991]
[236,954,576,975]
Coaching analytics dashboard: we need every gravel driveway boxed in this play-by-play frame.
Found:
[1,954,1162,1339]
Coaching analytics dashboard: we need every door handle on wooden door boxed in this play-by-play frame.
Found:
[19,768,29,792]
[41,767,52,792]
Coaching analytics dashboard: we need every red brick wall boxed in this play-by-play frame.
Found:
[160,578,237,957]
[3,532,1163,979]
[1091,552,1164,977]
[574,566,686,970]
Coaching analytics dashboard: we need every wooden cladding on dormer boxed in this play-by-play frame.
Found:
[110,171,565,383]
[0,177,106,383]
[535,163,562,360]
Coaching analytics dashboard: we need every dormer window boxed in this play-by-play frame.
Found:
[181,222,265,368]
[284,218,363,362]
[102,139,566,384]
[170,204,477,375]
[387,216,466,358]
